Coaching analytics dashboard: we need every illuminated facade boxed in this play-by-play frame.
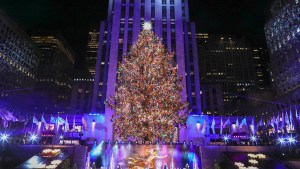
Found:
[0,10,39,95]
[70,71,94,114]
[92,0,201,141]
[252,0,300,133]
[86,29,100,76]
[265,0,300,96]
[197,33,256,114]
[252,47,271,90]
[31,33,75,113]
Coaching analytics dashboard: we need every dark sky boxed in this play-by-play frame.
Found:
[0,0,271,68]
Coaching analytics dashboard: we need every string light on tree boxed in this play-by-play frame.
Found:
[107,23,189,142]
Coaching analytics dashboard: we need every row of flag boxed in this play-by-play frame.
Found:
[209,117,254,134]
[207,108,300,134]
[256,108,300,133]
[32,115,88,131]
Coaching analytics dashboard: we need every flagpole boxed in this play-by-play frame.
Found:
[31,114,34,133]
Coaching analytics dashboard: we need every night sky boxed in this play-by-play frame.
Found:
[0,0,271,68]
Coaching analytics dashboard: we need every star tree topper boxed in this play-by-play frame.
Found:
[143,21,152,30]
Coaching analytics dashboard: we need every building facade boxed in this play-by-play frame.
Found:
[257,0,300,133]
[252,47,271,90]
[200,83,224,115]
[0,10,40,114]
[70,71,94,114]
[265,0,300,96]
[92,0,202,141]
[0,10,40,95]
[197,33,256,114]
[86,29,100,77]
[31,33,75,114]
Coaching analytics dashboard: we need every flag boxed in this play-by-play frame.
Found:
[57,116,65,126]
[275,114,279,125]
[220,117,223,134]
[3,120,8,128]
[240,118,247,127]
[281,111,285,131]
[285,110,290,125]
[24,113,29,126]
[270,116,275,128]
[289,108,294,130]
[236,118,239,128]
[223,118,230,128]
[33,115,39,124]
[41,115,48,130]
[50,115,57,124]
[82,116,88,130]
[202,119,207,134]
[251,117,255,134]
[290,108,293,125]
[72,115,76,131]
[256,118,262,128]
[211,117,215,134]
[65,116,69,131]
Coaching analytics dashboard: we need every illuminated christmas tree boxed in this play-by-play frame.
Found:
[107,22,189,142]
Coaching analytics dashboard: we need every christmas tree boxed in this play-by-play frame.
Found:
[107,22,189,142]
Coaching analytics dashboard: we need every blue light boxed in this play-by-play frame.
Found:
[278,138,285,145]
[223,135,229,142]
[59,135,64,139]
[0,134,9,142]
[250,135,257,142]
[288,137,296,144]
[30,134,37,141]
[91,141,104,157]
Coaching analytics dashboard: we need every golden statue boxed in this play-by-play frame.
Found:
[127,147,168,169]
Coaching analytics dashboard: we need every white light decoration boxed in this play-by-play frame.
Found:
[0,134,9,141]
[248,159,258,165]
[29,134,37,141]
[143,21,152,30]
[278,137,285,145]
[234,162,245,168]
[223,135,230,142]
[250,135,257,142]
[247,153,266,159]
[247,167,259,169]
[51,160,62,165]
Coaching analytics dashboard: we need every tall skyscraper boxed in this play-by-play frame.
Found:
[0,10,40,94]
[92,0,201,140]
[197,33,256,114]
[0,10,40,114]
[31,33,75,113]
[265,0,300,97]
[86,29,100,76]
[261,0,300,126]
